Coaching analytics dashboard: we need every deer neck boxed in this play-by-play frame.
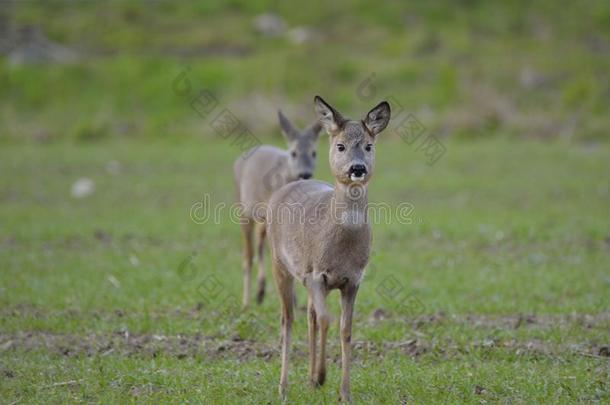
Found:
[332,181,369,229]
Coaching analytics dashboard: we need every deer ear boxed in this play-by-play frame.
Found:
[278,109,298,141]
[305,120,323,141]
[364,101,391,136]
[314,95,344,135]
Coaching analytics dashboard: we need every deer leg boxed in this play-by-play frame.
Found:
[255,223,266,305]
[273,260,294,400]
[307,291,318,387]
[339,283,359,403]
[241,221,254,309]
[310,277,329,386]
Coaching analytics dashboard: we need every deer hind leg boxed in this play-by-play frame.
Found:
[272,259,294,400]
[240,220,254,309]
[255,222,266,305]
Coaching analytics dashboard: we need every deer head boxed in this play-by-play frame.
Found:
[314,96,390,186]
[278,110,323,180]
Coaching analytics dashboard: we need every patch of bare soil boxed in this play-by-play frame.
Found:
[1,331,607,362]
[2,306,608,360]
[4,305,610,330]
[379,311,610,331]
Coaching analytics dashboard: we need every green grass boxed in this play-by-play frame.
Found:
[1,138,609,403]
[2,352,607,404]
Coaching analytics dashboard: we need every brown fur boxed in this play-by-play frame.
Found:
[234,111,321,308]
[267,96,391,401]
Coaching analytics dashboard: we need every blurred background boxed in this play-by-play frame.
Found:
[1,0,609,142]
[1,2,609,402]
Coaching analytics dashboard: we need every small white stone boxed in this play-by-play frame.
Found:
[129,254,140,267]
[108,275,121,288]
[71,178,94,198]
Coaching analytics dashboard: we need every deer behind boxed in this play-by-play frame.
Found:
[234,111,322,308]
[266,96,391,402]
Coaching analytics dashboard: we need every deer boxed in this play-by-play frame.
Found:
[234,110,322,308]
[266,96,391,402]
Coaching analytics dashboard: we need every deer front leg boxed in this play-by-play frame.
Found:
[307,291,318,387]
[279,299,293,400]
[310,277,329,386]
[255,223,267,304]
[241,221,254,308]
[339,283,359,403]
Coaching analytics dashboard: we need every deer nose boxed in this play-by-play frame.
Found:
[299,173,312,180]
[349,164,367,177]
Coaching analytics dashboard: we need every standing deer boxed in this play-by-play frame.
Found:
[234,111,322,308]
[267,96,391,402]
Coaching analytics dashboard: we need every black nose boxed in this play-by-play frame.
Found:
[349,164,367,177]
[299,173,312,180]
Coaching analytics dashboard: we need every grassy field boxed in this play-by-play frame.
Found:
[1,1,610,404]
[1,139,609,403]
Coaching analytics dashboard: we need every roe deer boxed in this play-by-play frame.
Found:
[266,96,391,402]
[234,111,322,308]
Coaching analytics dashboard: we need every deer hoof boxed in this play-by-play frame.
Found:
[256,283,265,304]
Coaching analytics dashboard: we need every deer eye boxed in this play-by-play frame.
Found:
[312,151,316,158]
[337,144,346,152]
[291,151,297,158]
[365,144,372,152]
